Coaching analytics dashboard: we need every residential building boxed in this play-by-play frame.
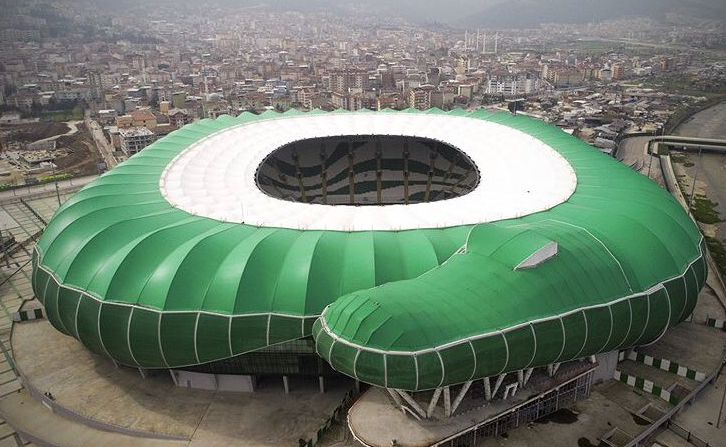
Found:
[119,127,155,155]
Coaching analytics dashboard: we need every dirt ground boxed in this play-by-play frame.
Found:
[0,122,70,143]
[53,123,100,176]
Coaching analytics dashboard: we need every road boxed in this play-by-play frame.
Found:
[665,101,726,444]
[672,102,726,237]
[84,113,118,169]
[614,135,663,185]
[0,175,97,204]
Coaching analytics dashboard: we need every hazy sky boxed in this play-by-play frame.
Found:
[73,0,726,28]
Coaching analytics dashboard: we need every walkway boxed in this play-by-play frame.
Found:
[0,390,188,447]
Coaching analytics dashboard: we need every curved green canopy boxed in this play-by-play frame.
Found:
[32,108,704,391]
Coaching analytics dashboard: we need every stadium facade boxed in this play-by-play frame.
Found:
[31,108,704,441]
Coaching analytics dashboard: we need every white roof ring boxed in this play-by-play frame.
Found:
[159,113,578,231]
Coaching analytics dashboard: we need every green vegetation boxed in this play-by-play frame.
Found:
[690,194,722,225]
[669,152,686,163]
[706,237,726,278]
[38,174,73,184]
[686,193,726,278]
[39,107,83,122]
[0,183,10,191]
[644,74,726,98]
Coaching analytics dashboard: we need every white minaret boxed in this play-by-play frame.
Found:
[476,29,480,52]
[483,33,487,54]
[464,30,468,50]
[494,32,499,54]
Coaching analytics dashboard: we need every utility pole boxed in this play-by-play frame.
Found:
[0,227,9,268]
[687,147,703,215]
[647,125,662,179]
[718,369,726,428]
[55,180,61,206]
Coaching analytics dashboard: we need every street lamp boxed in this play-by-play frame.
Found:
[647,124,663,179]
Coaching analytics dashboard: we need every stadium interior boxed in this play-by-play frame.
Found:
[255,135,481,205]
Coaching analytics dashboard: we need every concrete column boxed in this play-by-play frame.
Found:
[443,386,451,418]
[355,380,360,392]
[450,380,472,415]
[387,388,403,407]
[492,373,507,399]
[169,370,178,386]
[283,375,290,394]
[318,375,325,394]
[395,390,427,419]
[483,377,492,401]
[517,369,524,387]
[523,368,533,386]
[426,388,442,418]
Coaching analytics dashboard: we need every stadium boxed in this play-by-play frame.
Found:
[30,108,705,446]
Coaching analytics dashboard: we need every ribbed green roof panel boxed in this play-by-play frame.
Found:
[31,109,704,390]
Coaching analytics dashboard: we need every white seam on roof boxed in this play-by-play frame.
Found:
[436,350,446,388]
[554,316,566,363]
[73,292,82,339]
[600,305,614,353]
[525,323,537,368]
[573,310,588,360]
[227,315,234,357]
[498,332,510,375]
[97,302,111,358]
[193,312,201,364]
[546,219,634,293]
[679,274,689,321]
[52,277,67,334]
[158,312,170,368]
[352,349,361,381]
[637,294,652,345]
[643,286,673,347]
[127,306,140,367]
[613,298,633,352]
[467,340,477,381]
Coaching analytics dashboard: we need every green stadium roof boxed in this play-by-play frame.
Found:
[32,108,705,391]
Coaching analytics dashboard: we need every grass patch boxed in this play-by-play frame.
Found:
[670,152,686,163]
[39,109,83,122]
[691,194,722,225]
[706,236,726,278]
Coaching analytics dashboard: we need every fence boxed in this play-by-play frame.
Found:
[669,421,718,447]
[431,368,595,447]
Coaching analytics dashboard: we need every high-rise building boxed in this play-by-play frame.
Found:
[329,68,369,94]
[409,85,442,110]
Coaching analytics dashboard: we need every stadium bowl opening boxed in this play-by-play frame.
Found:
[159,113,578,231]
[255,135,480,206]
